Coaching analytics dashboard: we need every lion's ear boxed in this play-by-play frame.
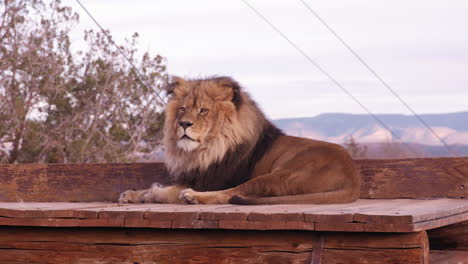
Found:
[166,76,189,98]
[212,76,242,108]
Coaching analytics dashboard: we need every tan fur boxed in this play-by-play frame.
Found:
[119,76,361,205]
[162,77,265,175]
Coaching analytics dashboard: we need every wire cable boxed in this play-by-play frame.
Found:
[299,0,457,157]
[74,0,166,105]
[240,0,421,156]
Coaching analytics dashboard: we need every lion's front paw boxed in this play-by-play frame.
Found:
[119,190,146,203]
[179,188,200,204]
[119,190,136,203]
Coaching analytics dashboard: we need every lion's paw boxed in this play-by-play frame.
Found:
[143,189,161,203]
[119,189,149,203]
[179,188,200,204]
[119,190,137,203]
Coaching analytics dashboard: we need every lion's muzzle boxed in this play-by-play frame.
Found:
[178,121,193,129]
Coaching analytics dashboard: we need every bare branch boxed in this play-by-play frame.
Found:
[0,0,167,163]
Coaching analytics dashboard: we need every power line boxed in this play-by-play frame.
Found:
[299,0,457,157]
[74,0,166,106]
[240,0,420,156]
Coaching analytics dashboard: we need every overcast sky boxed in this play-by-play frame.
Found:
[65,0,468,119]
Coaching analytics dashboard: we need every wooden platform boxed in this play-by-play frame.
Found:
[0,158,467,264]
[0,198,467,232]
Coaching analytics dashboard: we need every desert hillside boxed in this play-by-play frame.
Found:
[273,112,468,157]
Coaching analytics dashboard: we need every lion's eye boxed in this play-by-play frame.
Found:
[200,108,209,114]
[180,106,186,112]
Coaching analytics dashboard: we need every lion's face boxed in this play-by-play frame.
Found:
[164,77,241,152]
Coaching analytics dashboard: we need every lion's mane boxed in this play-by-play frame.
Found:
[163,77,284,191]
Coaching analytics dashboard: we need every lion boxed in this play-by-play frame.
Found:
[119,76,360,205]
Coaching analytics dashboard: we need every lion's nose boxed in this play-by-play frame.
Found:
[179,121,193,129]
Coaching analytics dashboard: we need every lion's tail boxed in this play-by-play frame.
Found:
[229,188,359,205]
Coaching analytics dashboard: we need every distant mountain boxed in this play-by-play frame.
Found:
[273,112,468,157]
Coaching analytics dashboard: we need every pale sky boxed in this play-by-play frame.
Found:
[65,0,468,119]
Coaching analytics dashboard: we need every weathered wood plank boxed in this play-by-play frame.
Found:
[430,250,468,264]
[96,203,169,220]
[0,217,124,227]
[304,199,410,224]
[428,220,468,251]
[124,217,172,228]
[0,202,116,218]
[246,204,308,222]
[364,223,416,232]
[323,249,425,264]
[0,157,466,202]
[323,231,430,264]
[218,219,315,230]
[354,198,468,224]
[0,200,467,232]
[199,204,254,221]
[315,222,365,232]
[356,157,468,198]
[0,163,168,202]
[414,212,468,232]
[0,227,316,264]
[0,227,429,264]
[363,212,468,232]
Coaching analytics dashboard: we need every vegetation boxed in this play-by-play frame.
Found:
[343,136,368,159]
[343,136,428,159]
[0,0,168,163]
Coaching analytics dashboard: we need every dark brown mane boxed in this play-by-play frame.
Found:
[172,121,284,191]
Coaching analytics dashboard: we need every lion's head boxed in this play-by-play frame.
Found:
[163,76,268,177]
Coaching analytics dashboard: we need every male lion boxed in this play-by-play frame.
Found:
[119,76,360,205]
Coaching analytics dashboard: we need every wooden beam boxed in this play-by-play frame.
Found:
[0,227,429,264]
[427,221,468,251]
[0,157,466,202]
[430,250,468,264]
[0,163,168,202]
[0,200,467,232]
[356,157,468,198]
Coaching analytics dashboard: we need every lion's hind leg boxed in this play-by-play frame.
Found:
[228,164,359,205]
[229,188,358,205]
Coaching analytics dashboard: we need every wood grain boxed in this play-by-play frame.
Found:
[0,227,429,264]
[356,157,468,198]
[0,158,465,263]
[430,250,468,264]
[414,212,468,232]
[354,198,468,224]
[0,163,168,202]
[0,199,466,232]
[0,157,466,202]
[428,220,468,251]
